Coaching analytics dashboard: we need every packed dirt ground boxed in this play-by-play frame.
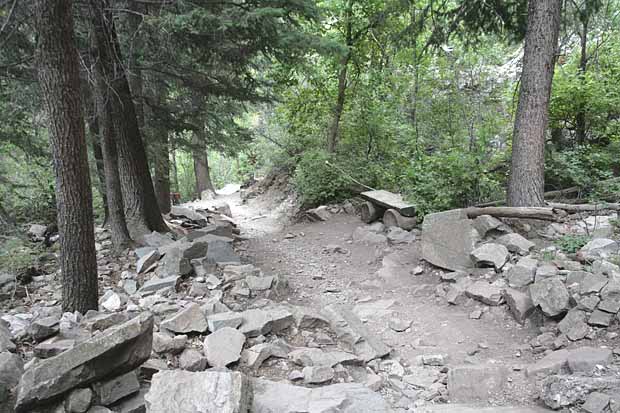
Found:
[3,181,620,412]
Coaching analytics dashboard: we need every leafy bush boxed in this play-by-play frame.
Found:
[293,149,352,206]
[556,234,590,254]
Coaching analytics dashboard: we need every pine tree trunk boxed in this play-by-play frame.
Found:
[507,0,562,207]
[193,132,216,199]
[35,0,99,313]
[87,0,168,238]
[153,135,171,214]
[93,66,133,250]
[88,119,109,226]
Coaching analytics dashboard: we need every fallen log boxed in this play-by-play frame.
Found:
[465,207,561,221]
[546,202,620,212]
[383,209,417,230]
[360,201,385,224]
[361,190,416,217]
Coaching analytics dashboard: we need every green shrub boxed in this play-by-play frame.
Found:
[293,149,352,206]
[556,234,590,254]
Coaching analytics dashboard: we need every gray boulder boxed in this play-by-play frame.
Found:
[0,351,23,403]
[465,281,503,306]
[178,348,207,372]
[207,312,243,332]
[558,310,589,341]
[160,303,208,334]
[470,243,509,270]
[472,215,506,237]
[0,322,15,353]
[136,250,160,274]
[579,238,619,261]
[448,364,510,403]
[205,240,240,265]
[496,233,535,255]
[28,315,60,342]
[92,370,140,406]
[204,327,245,368]
[65,388,93,413]
[145,370,250,413]
[422,209,479,271]
[252,379,391,413]
[137,275,179,295]
[15,313,153,412]
[323,305,390,362]
[503,288,535,324]
[541,374,620,410]
[529,277,570,317]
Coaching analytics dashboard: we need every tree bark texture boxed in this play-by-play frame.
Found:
[87,0,168,238]
[507,0,562,207]
[92,65,133,250]
[153,134,171,214]
[35,0,99,313]
[193,132,216,199]
[88,119,109,226]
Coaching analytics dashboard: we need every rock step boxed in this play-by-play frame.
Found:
[420,404,551,412]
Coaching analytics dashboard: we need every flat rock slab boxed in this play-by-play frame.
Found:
[448,364,511,403]
[204,327,245,368]
[205,240,241,265]
[361,190,416,217]
[470,243,509,270]
[323,305,391,362]
[465,281,504,306]
[288,347,359,367]
[145,370,250,413]
[422,209,479,271]
[252,379,391,413]
[419,405,550,413]
[160,303,208,334]
[15,313,153,412]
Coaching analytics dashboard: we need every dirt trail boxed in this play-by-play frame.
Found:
[214,191,543,408]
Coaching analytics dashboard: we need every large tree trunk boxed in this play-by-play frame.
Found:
[507,0,562,207]
[87,0,168,238]
[193,132,216,199]
[88,118,109,226]
[35,0,99,313]
[123,0,145,134]
[92,66,133,250]
[153,134,171,214]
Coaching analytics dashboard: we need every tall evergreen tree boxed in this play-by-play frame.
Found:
[508,0,562,206]
[34,0,98,313]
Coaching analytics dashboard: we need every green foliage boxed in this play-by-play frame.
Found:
[403,149,505,215]
[293,150,353,206]
[0,237,47,275]
[556,234,590,254]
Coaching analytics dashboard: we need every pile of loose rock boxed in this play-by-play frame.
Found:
[1,202,428,412]
[420,207,620,411]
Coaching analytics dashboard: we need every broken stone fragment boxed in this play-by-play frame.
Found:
[203,327,245,368]
[529,277,570,317]
[558,309,589,341]
[251,379,391,412]
[503,288,535,324]
[448,364,510,403]
[496,233,535,255]
[302,366,334,384]
[465,281,503,306]
[160,303,208,334]
[145,370,250,413]
[15,313,153,412]
[470,243,509,270]
[207,312,243,332]
[422,209,479,271]
[322,305,391,362]
[92,370,140,406]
